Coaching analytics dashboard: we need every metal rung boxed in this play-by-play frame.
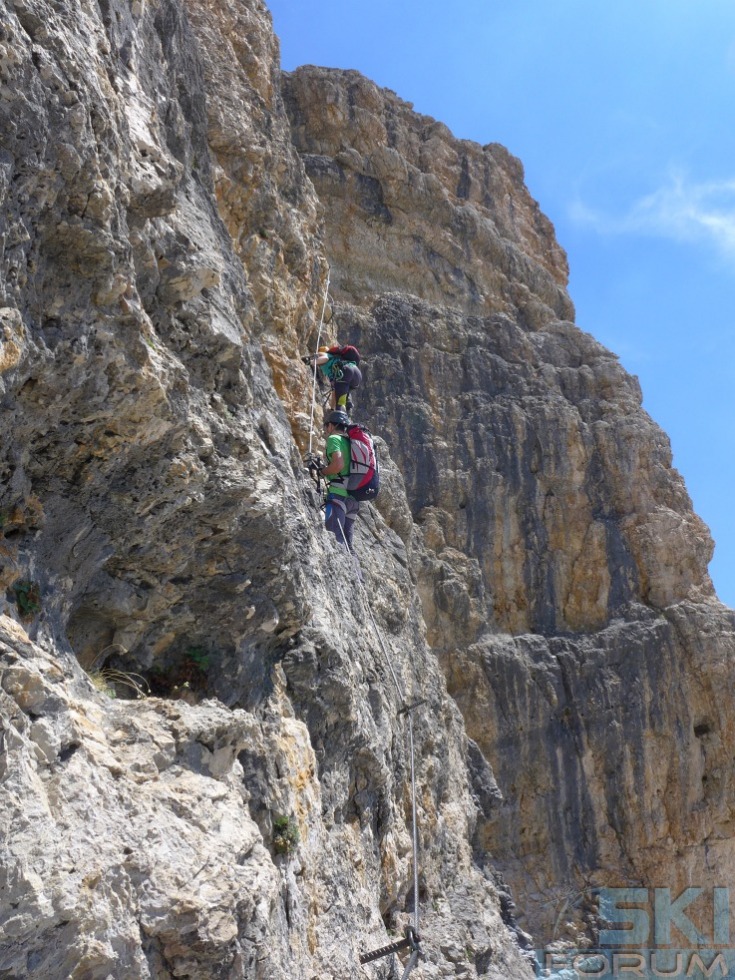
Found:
[360,936,412,965]
[360,927,420,966]
[398,698,427,716]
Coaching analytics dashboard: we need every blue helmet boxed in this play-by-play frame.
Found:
[326,410,350,429]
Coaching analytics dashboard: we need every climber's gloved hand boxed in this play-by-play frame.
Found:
[304,452,323,476]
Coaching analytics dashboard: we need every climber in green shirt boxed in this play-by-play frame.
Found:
[318,410,359,549]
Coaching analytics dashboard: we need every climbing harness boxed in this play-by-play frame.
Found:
[306,270,331,458]
[336,523,424,976]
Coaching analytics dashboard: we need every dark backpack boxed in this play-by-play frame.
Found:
[346,423,380,501]
[328,344,361,365]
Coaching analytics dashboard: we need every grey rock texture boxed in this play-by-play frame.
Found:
[282,65,735,941]
[0,1,533,977]
[0,1,733,979]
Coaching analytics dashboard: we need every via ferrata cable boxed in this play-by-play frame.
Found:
[337,523,423,973]
[307,271,330,457]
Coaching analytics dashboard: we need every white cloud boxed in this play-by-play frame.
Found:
[570,171,735,263]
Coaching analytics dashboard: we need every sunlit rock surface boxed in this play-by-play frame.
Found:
[283,64,735,940]
[0,1,734,977]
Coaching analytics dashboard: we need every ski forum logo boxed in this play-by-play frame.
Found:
[535,888,735,978]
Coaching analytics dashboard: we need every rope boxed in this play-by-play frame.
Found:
[335,519,422,971]
[307,270,330,457]
[356,561,406,704]
[407,712,420,937]
[401,949,420,980]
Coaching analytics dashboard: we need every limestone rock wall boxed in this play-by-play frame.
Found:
[469,601,735,938]
[0,1,535,978]
[282,66,735,941]
[2,0,735,976]
[344,295,713,637]
[282,67,573,329]
[182,0,326,433]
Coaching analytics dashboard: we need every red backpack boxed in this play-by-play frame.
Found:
[346,424,380,501]
[328,344,361,365]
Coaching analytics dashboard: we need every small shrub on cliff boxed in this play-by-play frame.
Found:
[11,579,41,619]
[89,667,149,700]
[145,646,219,702]
[272,815,300,856]
[186,646,211,671]
[89,671,117,699]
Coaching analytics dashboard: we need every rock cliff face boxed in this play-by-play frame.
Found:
[281,65,735,943]
[0,2,734,979]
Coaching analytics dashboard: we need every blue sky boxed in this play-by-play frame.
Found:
[268,0,735,607]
